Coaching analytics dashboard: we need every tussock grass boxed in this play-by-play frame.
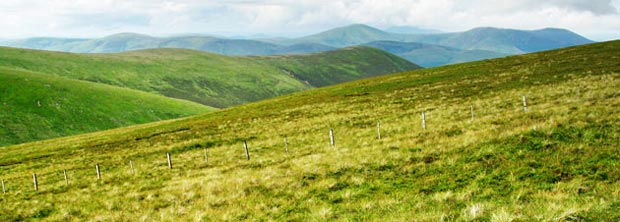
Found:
[0,41,619,221]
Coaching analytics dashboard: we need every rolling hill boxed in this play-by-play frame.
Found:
[287,24,593,54]
[409,27,595,54]
[0,41,618,221]
[364,40,509,67]
[0,33,335,55]
[0,24,594,67]
[0,67,215,146]
[0,46,418,108]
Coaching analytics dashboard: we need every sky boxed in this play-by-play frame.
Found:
[0,0,619,41]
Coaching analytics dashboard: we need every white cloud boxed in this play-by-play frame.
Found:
[0,0,618,40]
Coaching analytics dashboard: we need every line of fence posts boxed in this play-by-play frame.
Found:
[2,88,593,195]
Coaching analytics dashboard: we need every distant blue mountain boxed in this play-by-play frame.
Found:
[0,24,594,67]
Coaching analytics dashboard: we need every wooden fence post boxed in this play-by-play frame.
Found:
[422,112,427,130]
[522,95,528,112]
[33,173,38,191]
[471,105,475,122]
[329,129,335,147]
[284,136,289,153]
[130,160,135,174]
[244,141,250,160]
[377,121,381,139]
[204,148,209,163]
[96,163,101,180]
[167,153,172,169]
[63,169,68,185]
[2,179,5,194]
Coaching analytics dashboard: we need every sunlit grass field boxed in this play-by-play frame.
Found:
[0,41,619,221]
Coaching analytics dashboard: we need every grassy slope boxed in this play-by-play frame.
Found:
[0,41,619,221]
[0,67,215,146]
[254,46,421,87]
[0,46,417,108]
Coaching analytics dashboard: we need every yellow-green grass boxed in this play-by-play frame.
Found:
[0,67,215,146]
[0,41,619,221]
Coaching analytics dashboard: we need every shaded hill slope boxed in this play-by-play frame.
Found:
[364,40,509,67]
[0,67,215,146]
[0,41,618,220]
[0,46,419,108]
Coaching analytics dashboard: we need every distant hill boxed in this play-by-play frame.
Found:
[0,24,594,66]
[0,67,214,146]
[364,41,509,67]
[408,27,594,54]
[384,26,443,34]
[0,46,419,108]
[0,33,335,55]
[290,24,404,47]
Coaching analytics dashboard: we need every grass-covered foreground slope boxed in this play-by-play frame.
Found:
[0,67,215,146]
[0,46,418,108]
[1,41,619,221]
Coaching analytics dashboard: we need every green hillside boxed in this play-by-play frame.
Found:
[1,41,619,221]
[0,67,215,146]
[255,46,421,86]
[0,46,418,108]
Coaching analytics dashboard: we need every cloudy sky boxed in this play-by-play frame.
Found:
[0,0,619,40]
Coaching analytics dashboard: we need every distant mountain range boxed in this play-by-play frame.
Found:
[0,24,594,67]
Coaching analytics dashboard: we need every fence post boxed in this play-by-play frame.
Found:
[244,141,250,160]
[329,129,335,147]
[422,112,427,130]
[204,148,209,163]
[377,121,381,139]
[96,163,101,180]
[63,169,68,185]
[167,153,172,169]
[130,160,135,174]
[33,173,38,191]
[471,105,475,122]
[522,95,528,112]
[2,179,5,194]
[284,136,289,153]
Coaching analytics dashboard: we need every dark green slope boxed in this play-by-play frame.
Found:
[0,46,419,108]
[0,67,215,146]
[254,46,421,87]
